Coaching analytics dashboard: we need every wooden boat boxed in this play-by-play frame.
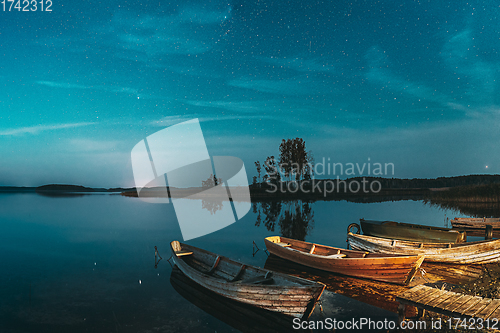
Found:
[451,217,500,230]
[264,236,425,285]
[264,255,482,314]
[170,241,325,319]
[347,232,500,264]
[170,267,296,333]
[264,254,413,315]
[356,219,466,243]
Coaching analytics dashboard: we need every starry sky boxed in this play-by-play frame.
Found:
[1,0,499,187]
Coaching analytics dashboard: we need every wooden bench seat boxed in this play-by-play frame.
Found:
[175,250,194,257]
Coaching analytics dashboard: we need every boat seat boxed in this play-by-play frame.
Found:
[229,264,247,282]
[277,242,292,247]
[175,250,193,257]
[324,254,346,259]
[238,271,274,285]
[205,256,221,275]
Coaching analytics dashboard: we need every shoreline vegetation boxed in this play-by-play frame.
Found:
[2,175,500,217]
[1,174,500,203]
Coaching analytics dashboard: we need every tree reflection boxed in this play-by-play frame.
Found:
[201,174,224,214]
[253,200,314,240]
[202,198,224,214]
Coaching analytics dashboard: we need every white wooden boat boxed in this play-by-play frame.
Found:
[347,232,500,264]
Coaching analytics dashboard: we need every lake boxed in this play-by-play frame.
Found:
[0,193,468,332]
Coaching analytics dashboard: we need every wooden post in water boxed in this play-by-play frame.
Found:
[486,225,493,240]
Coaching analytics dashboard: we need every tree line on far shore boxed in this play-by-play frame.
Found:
[253,138,500,190]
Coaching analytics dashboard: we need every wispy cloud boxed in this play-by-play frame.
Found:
[35,80,143,97]
[228,76,336,96]
[441,29,498,105]
[34,4,231,66]
[365,46,451,105]
[150,114,277,127]
[102,6,230,61]
[68,139,121,152]
[36,81,89,90]
[0,122,95,136]
[184,99,280,113]
[260,56,337,73]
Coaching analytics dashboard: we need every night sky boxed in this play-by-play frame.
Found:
[1,0,499,187]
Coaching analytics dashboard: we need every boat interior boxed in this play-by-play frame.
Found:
[172,241,313,286]
[267,236,405,259]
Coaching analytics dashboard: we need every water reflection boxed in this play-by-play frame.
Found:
[264,254,484,319]
[424,200,500,218]
[169,267,298,333]
[264,254,411,315]
[201,198,224,214]
[253,200,314,240]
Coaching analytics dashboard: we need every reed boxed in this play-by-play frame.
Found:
[427,183,500,203]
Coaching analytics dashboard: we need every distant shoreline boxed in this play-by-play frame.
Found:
[1,174,500,203]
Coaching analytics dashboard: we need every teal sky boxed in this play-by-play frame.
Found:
[1,0,499,187]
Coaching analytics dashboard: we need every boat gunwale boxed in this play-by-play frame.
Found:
[347,232,500,249]
[264,236,425,285]
[361,218,462,233]
[359,218,466,243]
[268,236,424,261]
[170,241,324,289]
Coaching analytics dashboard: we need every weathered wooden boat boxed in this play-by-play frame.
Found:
[264,254,413,315]
[264,236,425,285]
[170,267,296,333]
[264,255,482,315]
[451,217,500,230]
[347,232,500,264]
[354,218,467,243]
[170,241,325,319]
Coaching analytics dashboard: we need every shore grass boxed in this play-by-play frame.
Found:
[427,183,500,203]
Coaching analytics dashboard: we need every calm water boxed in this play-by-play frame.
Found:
[0,193,465,332]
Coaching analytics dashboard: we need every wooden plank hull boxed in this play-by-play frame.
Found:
[451,217,500,230]
[360,219,466,243]
[170,267,295,333]
[264,236,424,285]
[170,241,325,319]
[348,233,500,264]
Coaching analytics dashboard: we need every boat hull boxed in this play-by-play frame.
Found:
[347,233,500,264]
[359,219,466,243]
[170,267,295,333]
[170,241,325,319]
[264,236,424,285]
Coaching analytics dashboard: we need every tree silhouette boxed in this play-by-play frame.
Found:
[202,174,223,188]
[254,161,262,186]
[278,138,313,182]
[263,156,281,184]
